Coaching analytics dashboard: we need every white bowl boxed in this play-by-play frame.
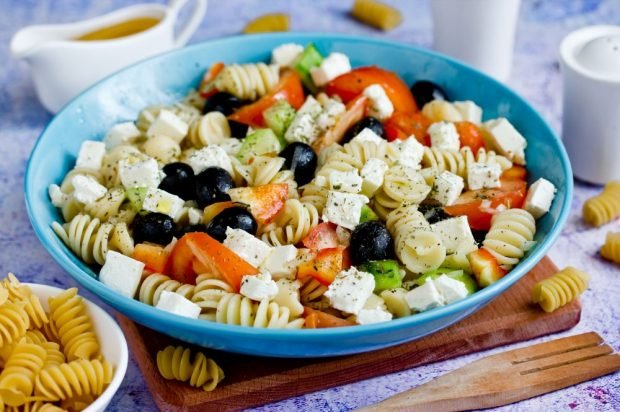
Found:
[26,283,128,412]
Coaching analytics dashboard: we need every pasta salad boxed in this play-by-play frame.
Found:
[49,43,557,328]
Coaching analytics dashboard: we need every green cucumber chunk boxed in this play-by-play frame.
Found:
[293,43,323,91]
[417,268,478,295]
[264,100,296,141]
[126,187,148,211]
[359,205,379,223]
[236,128,282,164]
[360,260,402,293]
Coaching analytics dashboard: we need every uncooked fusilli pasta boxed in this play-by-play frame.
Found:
[34,359,114,401]
[156,345,224,392]
[583,181,620,227]
[532,267,589,312]
[600,231,620,265]
[0,342,46,407]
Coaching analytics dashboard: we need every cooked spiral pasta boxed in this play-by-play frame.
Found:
[260,199,319,246]
[235,156,299,198]
[482,208,536,268]
[340,139,391,166]
[156,346,224,392]
[317,151,363,179]
[136,102,201,132]
[48,288,100,361]
[214,293,305,328]
[214,63,279,100]
[300,277,328,305]
[100,145,143,187]
[532,267,589,313]
[138,273,195,306]
[421,146,512,183]
[0,302,30,349]
[583,181,620,227]
[188,111,231,147]
[0,342,46,406]
[422,100,463,122]
[299,180,330,214]
[52,214,114,266]
[143,135,181,163]
[82,187,126,222]
[191,275,234,317]
[600,231,620,264]
[34,359,114,402]
[380,288,412,318]
[374,165,431,219]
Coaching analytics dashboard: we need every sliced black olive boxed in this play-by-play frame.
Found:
[343,116,385,143]
[350,221,395,265]
[195,167,234,208]
[159,162,195,200]
[410,80,449,108]
[279,142,317,186]
[228,120,249,138]
[132,212,175,246]
[418,204,451,224]
[175,224,208,238]
[203,92,243,116]
[205,207,257,242]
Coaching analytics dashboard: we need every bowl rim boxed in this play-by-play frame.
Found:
[25,283,128,411]
[24,32,573,341]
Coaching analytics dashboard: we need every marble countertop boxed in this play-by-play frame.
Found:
[1,0,619,410]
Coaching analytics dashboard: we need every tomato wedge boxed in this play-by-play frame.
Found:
[384,111,432,145]
[455,121,486,152]
[302,222,339,250]
[469,248,507,287]
[297,247,347,286]
[132,243,170,274]
[227,70,305,127]
[303,307,355,328]
[502,165,528,181]
[228,183,288,225]
[199,61,225,99]
[312,95,368,152]
[168,236,198,284]
[326,66,418,113]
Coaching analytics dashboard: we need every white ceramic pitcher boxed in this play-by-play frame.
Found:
[10,0,207,113]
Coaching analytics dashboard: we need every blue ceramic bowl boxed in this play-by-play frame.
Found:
[25,33,572,357]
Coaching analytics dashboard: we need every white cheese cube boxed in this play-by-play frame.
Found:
[76,140,106,170]
[329,170,363,194]
[431,216,477,255]
[224,227,272,268]
[147,109,189,143]
[352,128,384,144]
[429,121,460,151]
[322,191,369,230]
[524,178,556,219]
[156,290,201,319]
[142,187,185,218]
[431,171,464,206]
[483,118,527,165]
[310,52,351,87]
[356,308,393,325]
[119,157,161,189]
[104,122,141,149]
[316,98,346,130]
[453,101,483,124]
[391,137,425,169]
[467,162,502,190]
[186,145,233,175]
[434,274,469,304]
[48,184,68,207]
[324,267,375,315]
[240,272,279,301]
[405,279,445,312]
[271,43,304,67]
[187,207,203,226]
[363,84,394,120]
[360,158,389,197]
[260,245,298,279]
[273,279,304,317]
[284,112,320,144]
[99,251,144,298]
[71,175,107,205]
[298,95,323,117]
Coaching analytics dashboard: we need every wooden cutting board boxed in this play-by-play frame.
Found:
[116,256,581,411]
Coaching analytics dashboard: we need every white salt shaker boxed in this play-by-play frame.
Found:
[431,0,522,82]
[560,25,620,185]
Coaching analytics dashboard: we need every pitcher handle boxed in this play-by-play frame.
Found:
[169,0,207,47]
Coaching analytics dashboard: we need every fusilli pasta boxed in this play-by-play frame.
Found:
[214,293,305,328]
[139,273,195,306]
[532,267,589,312]
[191,275,234,317]
[0,342,46,406]
[374,166,431,219]
[34,359,114,402]
[260,199,319,246]
[214,63,279,100]
[600,231,620,265]
[482,208,536,268]
[156,345,224,392]
[583,181,620,227]
[188,111,231,147]
[0,302,29,348]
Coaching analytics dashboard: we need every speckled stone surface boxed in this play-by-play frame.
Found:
[1,0,619,410]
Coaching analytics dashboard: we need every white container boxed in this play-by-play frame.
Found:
[10,0,207,113]
[560,25,620,185]
[431,0,522,82]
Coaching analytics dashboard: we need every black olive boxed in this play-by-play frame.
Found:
[133,213,175,246]
[350,221,395,265]
[205,207,257,242]
[418,204,451,224]
[175,224,208,238]
[343,116,385,143]
[159,162,195,200]
[203,92,243,116]
[195,167,234,208]
[279,142,317,186]
[472,230,487,246]
[410,80,449,108]
[228,120,249,138]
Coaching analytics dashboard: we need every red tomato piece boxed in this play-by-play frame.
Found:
[297,247,347,286]
[132,243,169,274]
[228,183,288,225]
[468,248,507,287]
[383,111,432,145]
[325,66,418,113]
[312,95,368,152]
[302,222,339,250]
[455,121,486,152]
[502,165,528,181]
[303,307,355,328]
[199,62,225,99]
[168,236,198,284]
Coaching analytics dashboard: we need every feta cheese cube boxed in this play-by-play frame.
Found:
[48,184,68,207]
[224,227,272,267]
[310,52,351,87]
[363,84,394,120]
[431,171,464,206]
[240,272,278,301]
[71,175,107,204]
[142,187,185,218]
[467,162,502,190]
[356,308,393,325]
[298,95,323,117]
[324,267,375,315]
[329,170,363,193]
[360,158,389,197]
[147,109,189,143]
[273,279,304,317]
[187,207,203,226]
[390,137,425,169]
[483,118,527,165]
[429,121,460,151]
[405,279,445,312]
[322,191,369,230]
[453,101,483,124]
[284,112,321,144]
[260,245,298,279]
[271,43,304,67]
[119,157,161,189]
[316,97,346,130]
[156,290,201,319]
[431,216,477,254]
[104,122,141,149]
[186,145,233,175]
[352,128,384,144]
[524,178,556,219]
[99,251,144,298]
[76,140,106,170]
[433,274,469,304]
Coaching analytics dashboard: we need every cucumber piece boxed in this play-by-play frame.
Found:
[293,43,324,91]
[416,268,478,295]
[360,260,402,293]
[236,128,282,164]
[264,100,296,140]
[126,187,148,211]
[359,205,379,223]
